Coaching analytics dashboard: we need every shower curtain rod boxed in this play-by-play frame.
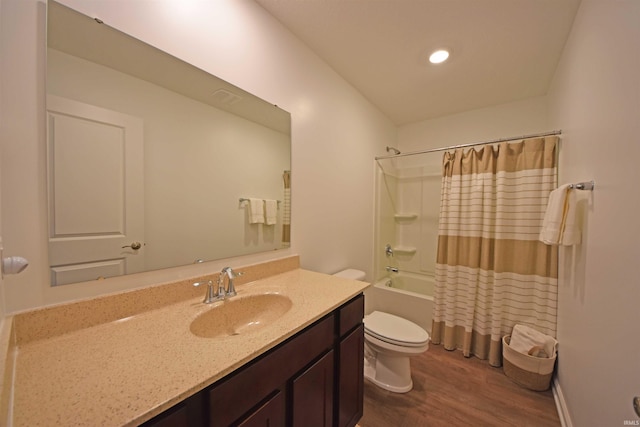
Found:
[374,130,562,160]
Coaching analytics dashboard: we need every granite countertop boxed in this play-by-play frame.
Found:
[4,266,369,426]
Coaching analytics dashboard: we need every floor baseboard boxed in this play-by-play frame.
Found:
[552,377,573,427]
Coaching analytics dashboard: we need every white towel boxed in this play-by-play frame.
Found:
[264,199,277,225]
[539,184,581,246]
[509,324,557,359]
[248,198,264,224]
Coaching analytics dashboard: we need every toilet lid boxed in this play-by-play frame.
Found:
[364,311,429,346]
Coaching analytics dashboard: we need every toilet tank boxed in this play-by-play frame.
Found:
[333,269,366,281]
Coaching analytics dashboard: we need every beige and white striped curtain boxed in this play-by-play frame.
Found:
[431,136,559,366]
[282,170,291,247]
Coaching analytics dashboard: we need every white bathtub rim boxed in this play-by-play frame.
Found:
[374,277,434,301]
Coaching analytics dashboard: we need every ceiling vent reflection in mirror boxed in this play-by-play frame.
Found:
[212,89,243,106]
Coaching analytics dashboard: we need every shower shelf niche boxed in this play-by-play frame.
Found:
[394,213,418,221]
[392,246,417,255]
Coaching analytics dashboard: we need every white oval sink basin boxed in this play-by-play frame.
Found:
[190,293,293,338]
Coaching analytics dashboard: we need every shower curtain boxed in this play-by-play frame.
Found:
[431,136,558,366]
[282,170,291,247]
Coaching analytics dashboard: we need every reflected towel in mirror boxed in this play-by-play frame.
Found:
[249,198,265,224]
[265,199,277,225]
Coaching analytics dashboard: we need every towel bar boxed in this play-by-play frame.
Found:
[569,180,595,191]
[239,198,281,204]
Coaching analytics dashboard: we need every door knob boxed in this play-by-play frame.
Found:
[122,241,143,250]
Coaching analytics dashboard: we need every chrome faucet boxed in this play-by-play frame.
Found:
[192,280,222,304]
[193,267,242,304]
[385,266,399,273]
[218,266,242,298]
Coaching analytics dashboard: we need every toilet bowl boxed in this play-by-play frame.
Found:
[332,269,430,394]
[363,311,429,393]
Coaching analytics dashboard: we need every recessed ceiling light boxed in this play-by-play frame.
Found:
[429,49,450,64]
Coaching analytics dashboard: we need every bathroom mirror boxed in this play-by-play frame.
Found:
[46,1,291,286]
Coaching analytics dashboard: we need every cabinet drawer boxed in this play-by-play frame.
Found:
[339,294,364,337]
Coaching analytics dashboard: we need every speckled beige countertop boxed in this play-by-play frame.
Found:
[1,256,369,426]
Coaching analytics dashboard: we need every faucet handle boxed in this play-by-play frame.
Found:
[193,280,218,304]
[229,271,244,296]
[385,244,394,257]
[192,280,213,288]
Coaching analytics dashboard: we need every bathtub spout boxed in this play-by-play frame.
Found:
[385,266,399,273]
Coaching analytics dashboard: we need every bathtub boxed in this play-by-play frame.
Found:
[364,271,434,333]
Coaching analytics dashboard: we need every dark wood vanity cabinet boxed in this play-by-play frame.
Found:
[143,294,364,427]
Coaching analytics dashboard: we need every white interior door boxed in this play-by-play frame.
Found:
[47,95,144,286]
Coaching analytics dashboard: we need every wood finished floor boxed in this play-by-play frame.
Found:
[359,344,561,427]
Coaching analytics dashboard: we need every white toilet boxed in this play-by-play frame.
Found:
[333,269,430,393]
[363,311,429,393]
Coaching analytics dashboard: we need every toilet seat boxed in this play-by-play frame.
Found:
[364,311,429,348]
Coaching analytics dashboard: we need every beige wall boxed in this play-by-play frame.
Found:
[547,1,640,425]
[0,0,4,321]
[0,0,395,312]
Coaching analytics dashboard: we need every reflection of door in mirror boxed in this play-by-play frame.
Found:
[47,96,145,286]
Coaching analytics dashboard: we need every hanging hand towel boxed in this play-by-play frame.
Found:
[539,184,581,246]
[264,199,278,225]
[248,198,264,224]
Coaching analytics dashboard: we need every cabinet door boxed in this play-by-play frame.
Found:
[338,325,364,427]
[292,350,334,427]
[237,391,285,427]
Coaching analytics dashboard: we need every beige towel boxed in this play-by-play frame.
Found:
[248,198,264,224]
[264,199,277,225]
[539,184,581,246]
[509,324,556,358]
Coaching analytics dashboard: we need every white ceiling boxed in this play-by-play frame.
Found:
[254,0,582,125]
